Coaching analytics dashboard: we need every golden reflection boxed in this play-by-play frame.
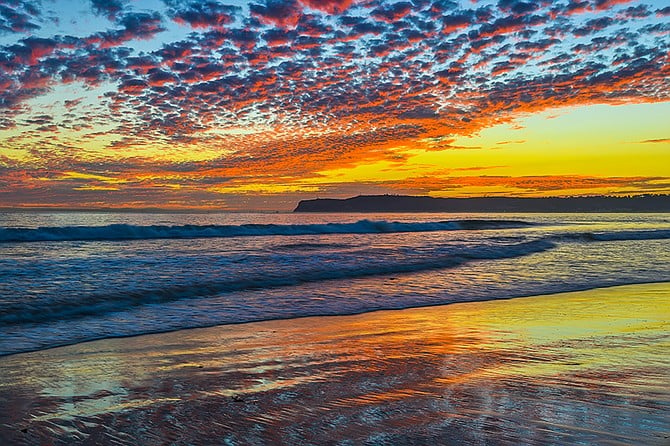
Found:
[0,283,668,444]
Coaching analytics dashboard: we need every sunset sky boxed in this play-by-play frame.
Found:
[0,0,668,210]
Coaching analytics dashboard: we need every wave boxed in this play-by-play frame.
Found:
[271,242,358,251]
[3,279,668,358]
[590,229,670,241]
[0,219,535,243]
[553,229,670,242]
[0,239,555,326]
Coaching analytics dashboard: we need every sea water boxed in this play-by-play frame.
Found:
[1,212,669,356]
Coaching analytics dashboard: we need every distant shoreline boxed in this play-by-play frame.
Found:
[294,194,670,213]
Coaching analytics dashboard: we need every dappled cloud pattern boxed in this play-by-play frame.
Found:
[0,0,669,208]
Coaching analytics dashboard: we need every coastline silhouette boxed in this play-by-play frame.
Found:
[295,195,670,213]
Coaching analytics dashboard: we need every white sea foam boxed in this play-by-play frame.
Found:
[0,219,534,243]
[0,239,555,326]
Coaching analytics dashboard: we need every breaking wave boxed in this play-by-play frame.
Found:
[0,239,555,326]
[0,219,535,243]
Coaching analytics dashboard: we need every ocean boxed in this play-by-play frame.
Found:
[1,211,669,356]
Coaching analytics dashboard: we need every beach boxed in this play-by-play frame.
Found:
[1,282,668,445]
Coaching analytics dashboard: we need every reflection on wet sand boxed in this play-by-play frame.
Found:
[1,282,669,445]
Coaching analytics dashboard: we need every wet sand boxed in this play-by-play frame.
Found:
[1,282,669,445]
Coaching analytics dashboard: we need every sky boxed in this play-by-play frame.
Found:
[0,0,668,210]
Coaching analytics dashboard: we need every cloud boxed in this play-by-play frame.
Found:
[379,175,670,195]
[90,0,127,21]
[1,0,669,207]
[440,11,474,33]
[299,0,355,14]
[573,16,614,36]
[0,0,41,34]
[371,1,414,22]
[638,138,670,144]
[592,0,635,11]
[496,140,526,145]
[86,12,165,48]
[250,0,302,28]
[164,1,239,29]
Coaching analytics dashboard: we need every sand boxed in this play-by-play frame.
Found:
[0,282,669,445]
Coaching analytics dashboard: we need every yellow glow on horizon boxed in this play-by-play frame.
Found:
[207,184,321,194]
[51,171,125,183]
[0,147,31,163]
[306,102,670,197]
[73,185,121,191]
[2,100,668,206]
[448,102,670,177]
[313,159,418,184]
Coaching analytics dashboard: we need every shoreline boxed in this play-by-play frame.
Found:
[1,282,669,444]
[0,280,670,360]
[2,279,669,358]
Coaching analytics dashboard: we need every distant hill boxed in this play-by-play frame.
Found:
[294,195,670,213]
